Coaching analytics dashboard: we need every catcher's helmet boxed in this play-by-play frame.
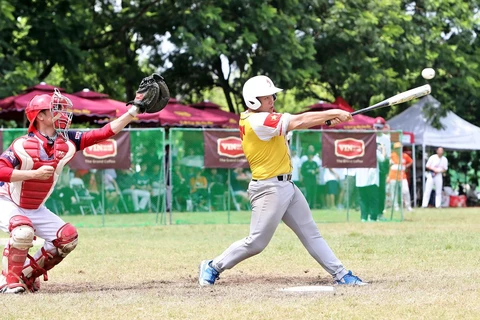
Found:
[242,75,283,110]
[26,89,73,140]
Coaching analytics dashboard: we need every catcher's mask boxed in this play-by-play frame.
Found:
[242,75,283,110]
[26,88,73,140]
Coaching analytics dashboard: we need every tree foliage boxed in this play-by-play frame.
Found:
[1,0,479,125]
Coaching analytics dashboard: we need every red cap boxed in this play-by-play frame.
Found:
[374,117,386,125]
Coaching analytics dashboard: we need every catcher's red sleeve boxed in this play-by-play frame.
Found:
[79,123,115,150]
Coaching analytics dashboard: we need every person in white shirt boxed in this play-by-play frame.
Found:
[374,117,391,215]
[290,148,302,185]
[421,147,448,208]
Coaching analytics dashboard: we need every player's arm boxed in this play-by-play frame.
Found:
[287,109,352,131]
[0,148,54,182]
[77,111,135,150]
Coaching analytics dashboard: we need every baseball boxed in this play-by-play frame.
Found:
[421,68,435,80]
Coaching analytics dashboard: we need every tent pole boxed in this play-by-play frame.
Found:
[413,144,417,208]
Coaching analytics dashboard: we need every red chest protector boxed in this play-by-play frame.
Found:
[9,135,76,209]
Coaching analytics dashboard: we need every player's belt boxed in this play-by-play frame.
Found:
[252,174,292,182]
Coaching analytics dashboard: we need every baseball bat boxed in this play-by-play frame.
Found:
[325,84,431,126]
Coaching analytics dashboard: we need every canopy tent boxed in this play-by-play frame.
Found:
[189,101,239,128]
[388,95,480,150]
[388,95,480,207]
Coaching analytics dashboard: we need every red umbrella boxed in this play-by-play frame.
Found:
[0,83,118,119]
[189,101,239,128]
[114,98,232,127]
[71,89,124,118]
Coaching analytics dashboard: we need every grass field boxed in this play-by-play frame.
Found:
[1,208,479,319]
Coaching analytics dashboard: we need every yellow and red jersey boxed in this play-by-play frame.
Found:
[239,111,292,180]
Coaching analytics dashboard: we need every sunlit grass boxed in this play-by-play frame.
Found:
[1,208,479,319]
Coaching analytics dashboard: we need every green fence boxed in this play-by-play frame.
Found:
[1,127,407,227]
[1,128,166,228]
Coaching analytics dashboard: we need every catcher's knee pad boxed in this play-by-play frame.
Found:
[9,216,35,250]
[2,216,34,285]
[52,223,78,257]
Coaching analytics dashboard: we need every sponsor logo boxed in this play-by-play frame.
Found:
[217,136,244,158]
[75,131,82,139]
[83,139,117,159]
[334,138,365,159]
[174,111,191,117]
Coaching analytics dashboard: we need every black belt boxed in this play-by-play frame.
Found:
[252,174,292,182]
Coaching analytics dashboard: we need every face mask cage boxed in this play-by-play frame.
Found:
[51,88,73,140]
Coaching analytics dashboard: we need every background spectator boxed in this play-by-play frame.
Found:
[190,169,209,211]
[230,168,251,210]
[388,142,413,211]
[130,163,152,212]
[301,152,319,208]
[103,170,121,214]
[422,147,448,208]
[374,117,391,216]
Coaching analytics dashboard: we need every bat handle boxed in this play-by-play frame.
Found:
[325,120,331,126]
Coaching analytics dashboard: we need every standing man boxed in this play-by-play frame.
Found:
[388,142,413,211]
[373,117,391,218]
[0,75,169,294]
[422,147,448,208]
[198,75,366,286]
[300,152,319,207]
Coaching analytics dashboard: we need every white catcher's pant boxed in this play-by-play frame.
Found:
[211,178,348,281]
[0,195,67,263]
[422,173,443,208]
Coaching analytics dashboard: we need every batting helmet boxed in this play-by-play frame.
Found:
[242,75,283,110]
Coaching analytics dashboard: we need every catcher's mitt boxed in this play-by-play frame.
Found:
[127,73,170,114]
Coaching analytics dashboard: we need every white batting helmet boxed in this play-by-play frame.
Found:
[242,75,283,110]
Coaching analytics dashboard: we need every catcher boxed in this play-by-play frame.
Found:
[0,74,169,293]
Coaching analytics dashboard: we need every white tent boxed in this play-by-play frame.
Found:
[388,95,480,149]
[388,95,480,206]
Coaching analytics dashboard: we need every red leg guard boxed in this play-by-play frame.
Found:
[21,223,78,292]
[1,216,34,291]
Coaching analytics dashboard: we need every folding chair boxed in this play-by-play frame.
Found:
[70,177,97,215]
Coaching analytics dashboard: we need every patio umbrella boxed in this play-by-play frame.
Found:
[115,98,232,127]
[189,100,239,128]
[0,83,118,122]
[72,88,125,119]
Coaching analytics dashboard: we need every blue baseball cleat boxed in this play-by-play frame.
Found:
[336,270,367,286]
[198,260,219,286]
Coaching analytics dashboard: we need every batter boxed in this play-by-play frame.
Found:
[199,75,366,286]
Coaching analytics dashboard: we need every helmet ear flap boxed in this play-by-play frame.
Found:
[273,94,277,101]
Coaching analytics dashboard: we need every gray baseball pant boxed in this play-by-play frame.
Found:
[212,178,348,281]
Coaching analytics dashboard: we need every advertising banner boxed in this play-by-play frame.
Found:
[69,131,131,169]
[322,132,377,168]
[204,130,249,168]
